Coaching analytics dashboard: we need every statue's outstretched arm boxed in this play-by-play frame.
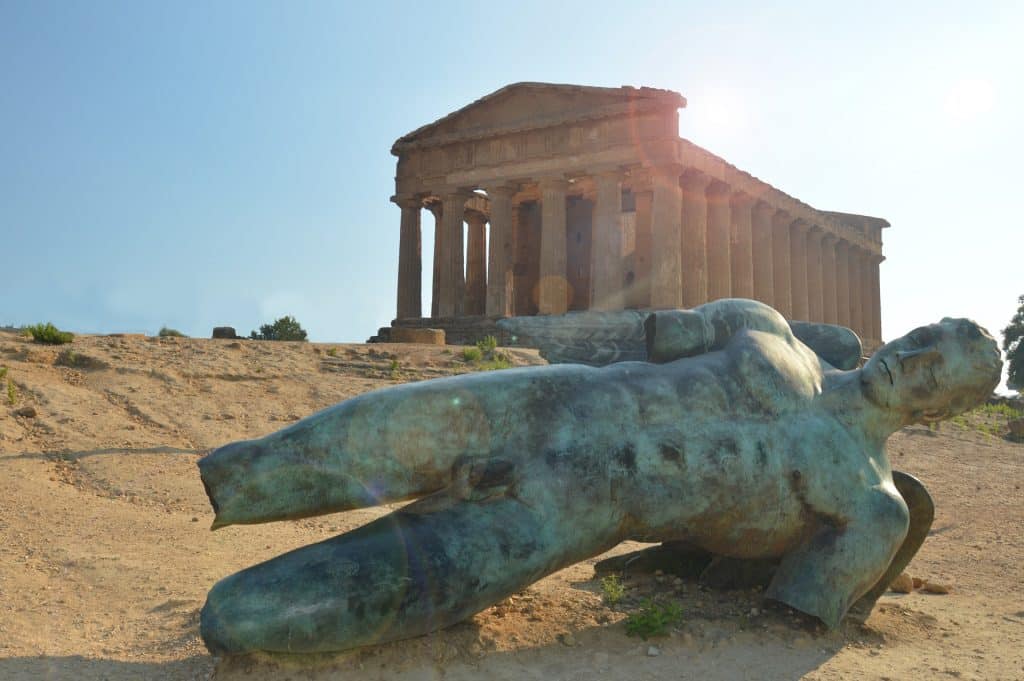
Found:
[499,299,788,366]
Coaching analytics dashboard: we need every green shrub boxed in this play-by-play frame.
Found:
[461,347,482,362]
[476,335,498,354]
[158,326,186,338]
[624,599,683,639]
[25,322,74,345]
[325,347,338,357]
[480,355,512,371]
[1004,294,1024,392]
[250,315,308,342]
[2,368,15,405]
[600,574,626,605]
[55,349,107,370]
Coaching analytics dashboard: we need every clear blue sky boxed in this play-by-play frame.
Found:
[2,1,1020,385]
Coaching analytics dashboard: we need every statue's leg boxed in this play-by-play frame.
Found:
[198,377,504,528]
[846,471,935,622]
[201,494,612,655]
[764,490,909,629]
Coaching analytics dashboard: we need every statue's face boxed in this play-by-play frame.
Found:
[862,318,1002,423]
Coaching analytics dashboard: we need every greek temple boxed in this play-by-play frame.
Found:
[386,83,887,348]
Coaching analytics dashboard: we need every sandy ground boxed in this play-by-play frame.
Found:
[0,329,1021,681]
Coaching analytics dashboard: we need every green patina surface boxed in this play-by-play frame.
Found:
[198,299,1001,654]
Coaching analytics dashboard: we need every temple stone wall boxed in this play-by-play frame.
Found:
[387,83,888,349]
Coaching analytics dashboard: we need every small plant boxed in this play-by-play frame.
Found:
[55,349,106,370]
[461,347,483,362]
[480,355,513,371]
[158,326,186,338]
[476,335,498,354]
[3,368,16,406]
[624,599,684,639]
[250,315,308,342]
[325,347,338,357]
[25,322,74,345]
[600,574,626,605]
[389,358,400,376]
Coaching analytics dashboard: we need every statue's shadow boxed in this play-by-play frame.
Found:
[0,655,211,681]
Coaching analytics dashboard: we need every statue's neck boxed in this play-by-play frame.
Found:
[819,370,904,450]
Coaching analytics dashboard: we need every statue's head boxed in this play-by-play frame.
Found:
[862,318,1002,423]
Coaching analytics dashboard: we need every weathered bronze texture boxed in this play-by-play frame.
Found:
[198,299,1001,654]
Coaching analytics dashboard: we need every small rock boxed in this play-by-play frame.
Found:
[1008,418,1024,441]
[557,632,576,647]
[673,578,684,587]
[13,406,36,418]
[647,645,661,657]
[750,607,760,616]
[921,581,951,594]
[889,572,914,594]
[912,577,924,589]
[191,517,199,522]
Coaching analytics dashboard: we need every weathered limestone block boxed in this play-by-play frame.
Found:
[389,327,445,345]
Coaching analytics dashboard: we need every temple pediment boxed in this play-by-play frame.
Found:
[393,82,685,153]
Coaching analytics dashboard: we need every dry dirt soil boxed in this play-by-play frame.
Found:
[0,330,1022,681]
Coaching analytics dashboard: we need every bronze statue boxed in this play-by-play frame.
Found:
[197,299,1001,654]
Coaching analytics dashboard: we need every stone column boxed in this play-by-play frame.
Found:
[395,197,422,319]
[771,211,793,318]
[437,192,466,318]
[834,239,850,328]
[706,181,732,302]
[751,202,775,307]
[591,171,624,311]
[820,234,838,325]
[805,227,824,323]
[539,178,569,315]
[789,220,809,321]
[730,192,755,300]
[485,185,514,317]
[464,211,487,316]
[633,191,653,308]
[871,253,884,343]
[428,204,442,318]
[649,165,683,309]
[847,245,863,338]
[680,172,712,309]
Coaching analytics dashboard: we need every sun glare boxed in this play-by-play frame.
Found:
[943,78,996,125]
[686,87,748,143]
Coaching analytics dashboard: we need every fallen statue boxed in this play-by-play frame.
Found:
[197,299,1001,654]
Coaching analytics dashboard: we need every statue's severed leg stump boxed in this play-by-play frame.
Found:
[201,495,612,655]
[847,471,935,622]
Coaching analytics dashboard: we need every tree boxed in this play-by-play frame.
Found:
[250,315,308,342]
[1003,294,1024,392]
